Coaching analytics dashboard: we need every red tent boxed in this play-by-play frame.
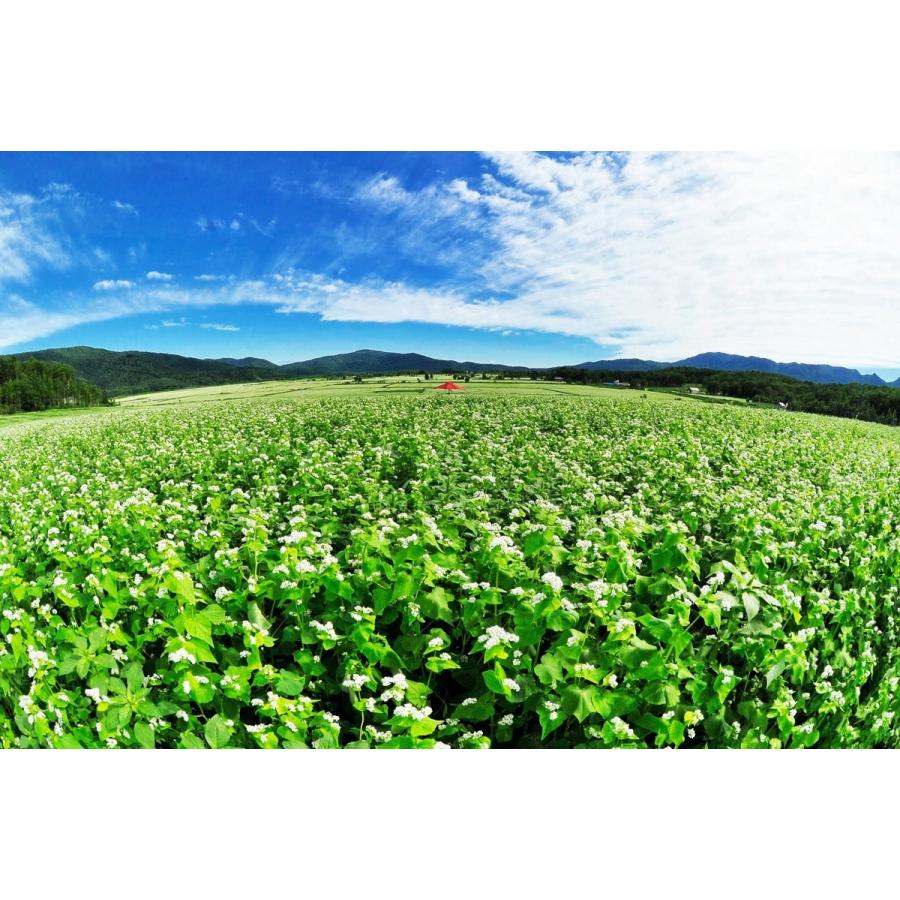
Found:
[434,381,464,390]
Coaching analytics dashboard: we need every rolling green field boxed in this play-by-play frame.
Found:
[1,379,899,748]
[116,375,680,406]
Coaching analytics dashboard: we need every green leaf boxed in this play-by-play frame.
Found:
[410,717,439,737]
[534,652,564,688]
[313,730,339,749]
[391,572,417,601]
[425,655,460,673]
[58,654,80,675]
[454,697,494,722]
[538,704,566,739]
[372,586,392,616]
[204,714,232,749]
[420,587,453,624]
[276,669,305,696]
[183,614,212,646]
[88,628,108,653]
[201,603,228,625]
[247,601,270,632]
[180,732,205,749]
[765,659,787,687]
[743,593,760,621]
[561,685,601,723]
[134,721,156,749]
[483,662,507,695]
[523,530,545,557]
[124,662,144,693]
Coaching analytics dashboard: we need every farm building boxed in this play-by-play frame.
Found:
[602,380,630,388]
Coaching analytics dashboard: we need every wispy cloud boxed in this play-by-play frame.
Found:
[200,322,240,332]
[345,152,900,368]
[111,200,138,215]
[195,213,274,236]
[93,279,135,290]
[195,216,227,233]
[41,182,80,201]
[128,242,148,262]
[146,271,172,281]
[0,189,69,284]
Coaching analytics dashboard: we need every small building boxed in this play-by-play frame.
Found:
[434,381,463,391]
[602,380,630,388]
[688,386,701,395]
[553,376,565,382]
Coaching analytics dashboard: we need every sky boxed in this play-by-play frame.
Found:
[2,151,900,378]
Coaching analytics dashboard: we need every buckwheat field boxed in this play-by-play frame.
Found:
[2,393,899,748]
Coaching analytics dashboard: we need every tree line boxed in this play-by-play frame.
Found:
[0,356,110,414]
[549,366,900,427]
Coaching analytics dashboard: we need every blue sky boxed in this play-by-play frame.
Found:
[2,151,900,376]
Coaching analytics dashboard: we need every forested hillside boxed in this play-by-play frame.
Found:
[16,346,282,396]
[0,356,109,414]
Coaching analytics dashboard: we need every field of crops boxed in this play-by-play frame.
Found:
[1,391,899,748]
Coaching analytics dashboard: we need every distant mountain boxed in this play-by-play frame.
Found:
[576,351,892,387]
[575,358,668,372]
[213,356,280,370]
[676,352,888,386]
[13,345,899,396]
[283,349,528,376]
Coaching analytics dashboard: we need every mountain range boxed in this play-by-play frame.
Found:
[575,351,892,386]
[11,345,900,396]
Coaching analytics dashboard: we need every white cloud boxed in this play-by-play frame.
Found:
[357,174,415,207]
[195,273,226,282]
[350,152,900,368]
[41,183,79,200]
[93,279,135,290]
[146,271,173,281]
[0,280,267,349]
[356,173,475,226]
[0,190,69,284]
[200,322,240,332]
[0,297,128,348]
[111,200,138,215]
